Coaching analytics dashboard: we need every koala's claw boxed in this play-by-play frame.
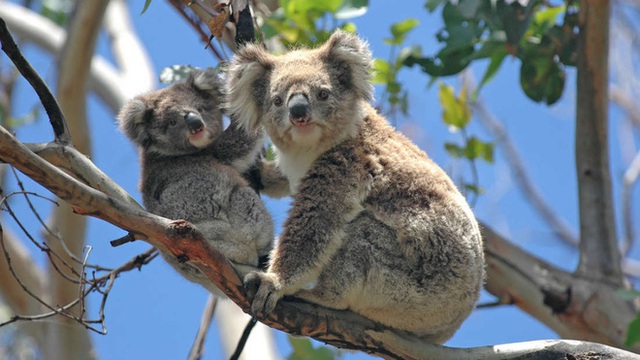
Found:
[243,271,282,318]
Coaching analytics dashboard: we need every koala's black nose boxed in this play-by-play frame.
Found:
[288,93,310,125]
[185,112,204,133]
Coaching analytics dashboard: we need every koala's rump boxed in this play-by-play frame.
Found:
[294,211,476,343]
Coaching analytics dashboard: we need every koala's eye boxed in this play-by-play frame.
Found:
[318,89,329,101]
[273,96,283,107]
[169,119,177,126]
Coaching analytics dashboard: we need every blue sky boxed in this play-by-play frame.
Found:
[3,0,640,359]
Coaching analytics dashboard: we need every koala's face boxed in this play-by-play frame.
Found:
[118,69,224,156]
[226,30,374,152]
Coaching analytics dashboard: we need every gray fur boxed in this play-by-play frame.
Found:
[118,69,273,295]
[226,30,484,343]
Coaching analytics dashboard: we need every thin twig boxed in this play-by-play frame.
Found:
[622,150,640,256]
[472,99,579,246]
[188,295,218,360]
[230,317,258,360]
[167,0,225,60]
[0,16,70,143]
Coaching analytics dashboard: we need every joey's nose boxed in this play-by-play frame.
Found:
[185,112,204,133]
[288,94,310,125]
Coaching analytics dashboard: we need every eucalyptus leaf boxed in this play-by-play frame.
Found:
[335,0,368,19]
[627,314,640,347]
[141,0,153,14]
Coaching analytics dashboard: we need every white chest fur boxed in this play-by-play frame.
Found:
[276,148,322,194]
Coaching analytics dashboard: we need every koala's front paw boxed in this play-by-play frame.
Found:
[243,271,282,318]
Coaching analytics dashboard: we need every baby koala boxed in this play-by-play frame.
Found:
[226,31,485,343]
[118,68,274,295]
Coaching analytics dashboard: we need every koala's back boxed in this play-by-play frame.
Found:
[293,105,484,342]
[141,153,240,221]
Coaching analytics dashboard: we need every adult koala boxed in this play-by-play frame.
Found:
[226,31,484,343]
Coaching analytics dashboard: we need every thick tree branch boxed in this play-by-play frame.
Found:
[23,142,140,208]
[575,0,623,285]
[483,225,638,351]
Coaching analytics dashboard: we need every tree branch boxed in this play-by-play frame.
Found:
[575,0,623,285]
[0,17,68,142]
[188,295,217,360]
[483,225,638,351]
[622,150,640,255]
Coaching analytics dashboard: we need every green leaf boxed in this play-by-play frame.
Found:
[458,0,482,19]
[520,55,565,105]
[288,337,336,360]
[141,0,153,14]
[438,83,471,130]
[389,18,419,44]
[159,65,197,84]
[335,0,368,19]
[464,137,494,162]
[340,22,357,33]
[445,142,465,158]
[533,5,565,30]
[372,59,391,84]
[396,45,423,71]
[474,48,507,99]
[425,0,446,12]
[626,314,640,347]
[41,0,74,26]
[465,184,484,195]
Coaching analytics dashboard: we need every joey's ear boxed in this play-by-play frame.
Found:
[191,68,222,95]
[117,98,150,146]
[224,44,275,133]
[321,30,374,101]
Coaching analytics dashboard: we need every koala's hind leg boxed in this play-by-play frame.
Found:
[226,186,275,259]
[294,212,396,309]
[193,217,260,267]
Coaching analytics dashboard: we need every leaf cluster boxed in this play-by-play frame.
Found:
[406,0,578,104]
[262,0,368,47]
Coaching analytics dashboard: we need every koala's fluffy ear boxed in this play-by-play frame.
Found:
[225,44,275,133]
[118,98,151,147]
[321,30,374,102]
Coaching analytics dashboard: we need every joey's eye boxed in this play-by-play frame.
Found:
[318,89,329,101]
[169,119,177,126]
[273,96,283,107]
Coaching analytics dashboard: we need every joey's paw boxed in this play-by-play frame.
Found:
[243,271,282,318]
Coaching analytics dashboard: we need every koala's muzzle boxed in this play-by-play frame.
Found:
[288,93,311,126]
[185,112,205,134]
